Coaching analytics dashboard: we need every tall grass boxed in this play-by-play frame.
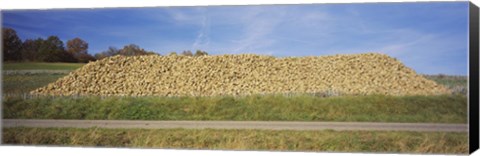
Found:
[2,127,468,154]
[3,94,467,123]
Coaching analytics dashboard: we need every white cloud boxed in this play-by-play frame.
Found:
[222,7,288,54]
[192,13,210,50]
[164,7,205,26]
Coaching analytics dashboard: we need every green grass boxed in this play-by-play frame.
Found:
[3,62,85,70]
[2,127,468,154]
[3,94,467,123]
[2,73,66,96]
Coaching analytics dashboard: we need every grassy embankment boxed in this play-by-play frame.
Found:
[2,127,468,154]
[3,94,467,123]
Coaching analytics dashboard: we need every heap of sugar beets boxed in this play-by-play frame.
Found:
[31,53,451,96]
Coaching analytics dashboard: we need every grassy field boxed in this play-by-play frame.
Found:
[2,62,83,97]
[3,62,85,70]
[2,73,66,96]
[2,94,467,123]
[2,127,468,154]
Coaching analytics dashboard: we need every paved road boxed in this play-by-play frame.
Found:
[2,119,468,132]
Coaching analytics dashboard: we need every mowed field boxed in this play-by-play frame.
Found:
[1,62,469,154]
[3,62,85,70]
[2,62,85,96]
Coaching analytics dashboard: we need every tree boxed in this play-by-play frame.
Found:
[168,52,178,56]
[106,47,120,56]
[194,50,208,56]
[118,44,148,56]
[66,38,95,63]
[67,38,88,54]
[75,53,96,63]
[2,28,23,61]
[3,28,94,62]
[20,38,43,62]
[38,36,73,62]
[95,46,119,60]
[95,44,158,60]
[94,53,108,60]
[181,50,193,56]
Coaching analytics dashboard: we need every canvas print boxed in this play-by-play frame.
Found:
[1,2,470,154]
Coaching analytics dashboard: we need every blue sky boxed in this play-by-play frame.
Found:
[2,2,469,75]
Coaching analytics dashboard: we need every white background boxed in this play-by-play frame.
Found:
[0,0,478,156]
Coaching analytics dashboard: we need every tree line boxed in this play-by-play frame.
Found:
[2,27,209,63]
[3,28,96,63]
